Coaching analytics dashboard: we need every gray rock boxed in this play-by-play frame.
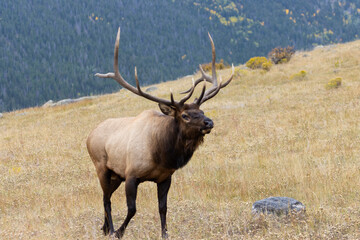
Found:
[182,75,193,79]
[42,100,54,107]
[0,113,3,118]
[252,197,305,216]
[42,96,96,107]
[314,45,336,52]
[145,86,158,92]
[314,45,324,50]
[53,98,76,106]
[16,112,28,117]
[76,96,96,102]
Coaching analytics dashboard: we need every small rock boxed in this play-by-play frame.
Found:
[182,75,193,79]
[145,86,158,92]
[0,113,3,118]
[42,100,54,107]
[314,45,324,50]
[252,197,305,216]
[16,112,28,117]
[42,96,96,107]
[75,96,96,102]
[54,99,75,106]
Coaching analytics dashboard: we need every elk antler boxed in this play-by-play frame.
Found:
[181,33,234,106]
[95,28,196,107]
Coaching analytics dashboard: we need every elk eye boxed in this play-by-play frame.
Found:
[181,114,190,121]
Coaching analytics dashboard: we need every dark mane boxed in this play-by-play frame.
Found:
[152,116,204,169]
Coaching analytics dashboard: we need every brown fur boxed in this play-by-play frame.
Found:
[87,105,208,183]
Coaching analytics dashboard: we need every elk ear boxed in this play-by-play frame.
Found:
[158,103,176,117]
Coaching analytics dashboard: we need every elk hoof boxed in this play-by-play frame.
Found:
[114,230,124,239]
[101,223,110,236]
[162,232,169,239]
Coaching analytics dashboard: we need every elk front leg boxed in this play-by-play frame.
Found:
[115,177,139,238]
[157,176,172,239]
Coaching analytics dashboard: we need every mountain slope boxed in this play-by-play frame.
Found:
[1,0,360,112]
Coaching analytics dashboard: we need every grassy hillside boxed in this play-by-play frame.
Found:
[1,40,360,239]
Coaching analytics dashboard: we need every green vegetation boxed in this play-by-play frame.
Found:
[326,77,342,89]
[2,0,360,112]
[261,60,272,71]
[290,70,307,80]
[269,46,295,64]
[246,57,272,71]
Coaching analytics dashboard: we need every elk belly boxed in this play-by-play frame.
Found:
[147,167,175,183]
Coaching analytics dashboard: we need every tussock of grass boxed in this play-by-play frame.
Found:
[1,40,360,239]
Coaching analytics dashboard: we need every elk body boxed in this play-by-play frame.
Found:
[87,28,233,238]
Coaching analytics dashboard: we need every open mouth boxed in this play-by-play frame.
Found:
[201,128,212,135]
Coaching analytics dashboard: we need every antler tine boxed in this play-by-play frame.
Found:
[170,88,175,105]
[199,77,223,104]
[208,32,217,87]
[95,28,135,93]
[199,33,219,97]
[198,64,234,105]
[195,79,207,105]
[181,33,233,105]
[219,64,234,88]
[180,74,215,94]
[182,33,219,103]
[134,66,140,91]
[180,33,217,95]
[180,77,207,94]
[179,78,196,104]
[95,27,174,106]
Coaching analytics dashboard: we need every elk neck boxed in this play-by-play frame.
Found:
[153,116,204,170]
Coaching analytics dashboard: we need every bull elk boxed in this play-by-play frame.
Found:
[87,28,234,238]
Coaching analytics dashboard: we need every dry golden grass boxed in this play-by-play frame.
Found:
[1,40,360,239]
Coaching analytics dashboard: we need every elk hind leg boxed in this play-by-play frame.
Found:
[99,169,122,236]
[115,177,139,238]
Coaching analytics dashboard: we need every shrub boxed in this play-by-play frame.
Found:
[201,59,229,72]
[290,70,307,81]
[246,57,272,71]
[269,46,295,64]
[261,61,272,71]
[325,77,342,89]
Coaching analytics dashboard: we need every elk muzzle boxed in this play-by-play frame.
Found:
[201,117,214,134]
